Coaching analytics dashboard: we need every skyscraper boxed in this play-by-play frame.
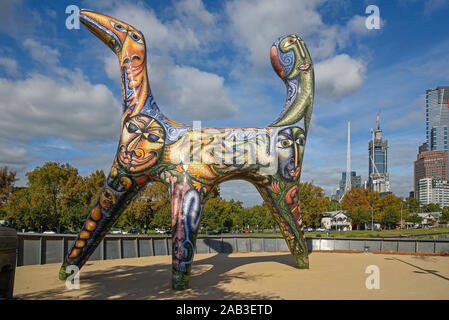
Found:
[368,113,390,193]
[426,86,449,152]
[339,171,362,200]
[414,150,448,198]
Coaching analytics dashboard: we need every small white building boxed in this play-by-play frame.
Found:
[417,212,441,226]
[321,210,352,231]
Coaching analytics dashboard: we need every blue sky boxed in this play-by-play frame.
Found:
[1,0,449,206]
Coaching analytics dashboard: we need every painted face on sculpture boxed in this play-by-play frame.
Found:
[118,115,165,173]
[277,127,305,180]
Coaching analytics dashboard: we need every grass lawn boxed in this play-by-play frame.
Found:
[201,227,449,238]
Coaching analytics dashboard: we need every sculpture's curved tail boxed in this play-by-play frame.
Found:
[269,34,314,132]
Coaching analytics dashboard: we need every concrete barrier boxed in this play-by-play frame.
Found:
[15,233,449,266]
[0,227,18,299]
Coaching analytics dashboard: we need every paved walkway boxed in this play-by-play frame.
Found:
[13,252,449,299]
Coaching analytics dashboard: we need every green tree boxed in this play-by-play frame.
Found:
[406,213,423,225]
[151,201,171,231]
[404,197,421,213]
[117,181,170,233]
[25,162,79,232]
[299,182,330,228]
[349,207,371,230]
[201,196,234,231]
[381,207,400,229]
[4,187,30,230]
[328,199,341,212]
[440,207,449,224]
[422,203,441,213]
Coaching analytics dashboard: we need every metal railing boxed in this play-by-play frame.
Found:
[15,233,449,266]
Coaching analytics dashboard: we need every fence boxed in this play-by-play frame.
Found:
[15,233,449,266]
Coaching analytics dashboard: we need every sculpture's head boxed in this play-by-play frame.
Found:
[80,10,167,174]
[79,10,148,112]
[79,10,145,65]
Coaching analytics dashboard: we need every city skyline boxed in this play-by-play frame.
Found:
[1,1,449,206]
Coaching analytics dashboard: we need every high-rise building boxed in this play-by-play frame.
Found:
[339,171,362,199]
[368,113,390,193]
[419,142,428,154]
[417,178,449,207]
[426,86,449,153]
[414,150,448,198]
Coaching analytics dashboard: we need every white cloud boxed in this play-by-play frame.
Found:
[224,0,371,100]
[219,180,263,207]
[166,65,238,120]
[301,164,343,196]
[226,0,327,65]
[104,48,238,121]
[315,54,366,99]
[0,57,18,76]
[174,0,216,25]
[23,38,60,64]
[92,0,217,54]
[0,143,28,166]
[22,38,70,76]
[0,70,121,142]
[0,142,29,186]
[0,38,123,143]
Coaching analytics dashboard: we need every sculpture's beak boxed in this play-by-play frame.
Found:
[79,9,123,54]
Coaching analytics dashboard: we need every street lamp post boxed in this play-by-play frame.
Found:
[371,206,374,231]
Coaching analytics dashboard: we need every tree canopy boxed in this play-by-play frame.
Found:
[3,161,445,233]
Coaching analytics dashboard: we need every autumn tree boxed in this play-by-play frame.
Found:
[341,187,371,216]
[375,194,403,221]
[0,166,16,207]
[299,182,330,228]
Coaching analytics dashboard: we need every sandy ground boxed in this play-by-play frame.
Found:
[13,252,449,300]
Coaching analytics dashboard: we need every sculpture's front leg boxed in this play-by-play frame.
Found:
[58,164,150,280]
[163,171,207,290]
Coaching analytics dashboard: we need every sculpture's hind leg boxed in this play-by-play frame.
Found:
[165,172,208,290]
[58,165,150,280]
[255,182,309,268]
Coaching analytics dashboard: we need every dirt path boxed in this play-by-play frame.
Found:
[13,252,449,300]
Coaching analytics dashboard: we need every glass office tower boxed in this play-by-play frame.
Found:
[368,120,389,193]
[426,86,449,153]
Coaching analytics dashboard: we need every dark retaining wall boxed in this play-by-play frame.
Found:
[15,233,449,266]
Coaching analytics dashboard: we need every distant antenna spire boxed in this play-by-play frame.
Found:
[376,110,381,130]
[344,121,351,195]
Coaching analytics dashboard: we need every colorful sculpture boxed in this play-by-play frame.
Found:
[58,9,314,290]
